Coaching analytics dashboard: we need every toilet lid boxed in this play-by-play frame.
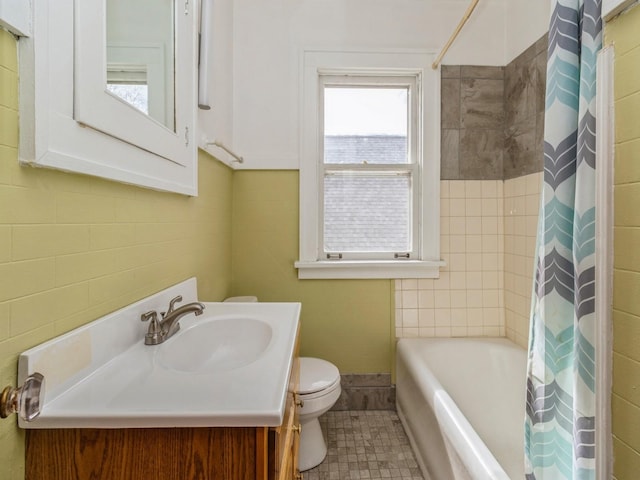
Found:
[299,357,340,394]
[223,296,258,302]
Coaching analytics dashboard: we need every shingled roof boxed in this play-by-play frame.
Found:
[323,135,410,253]
[324,135,407,164]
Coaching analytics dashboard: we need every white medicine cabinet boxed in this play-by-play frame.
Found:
[19,0,199,195]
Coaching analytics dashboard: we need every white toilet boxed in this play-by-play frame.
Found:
[223,296,341,471]
[297,356,341,471]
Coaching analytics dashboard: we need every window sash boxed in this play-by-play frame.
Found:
[318,75,421,261]
[321,168,416,258]
[319,74,419,167]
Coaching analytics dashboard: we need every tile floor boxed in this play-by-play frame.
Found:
[303,411,424,480]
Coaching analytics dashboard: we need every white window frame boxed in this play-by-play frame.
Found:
[295,50,443,279]
[320,74,420,260]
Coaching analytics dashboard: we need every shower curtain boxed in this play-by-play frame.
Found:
[525,1,602,480]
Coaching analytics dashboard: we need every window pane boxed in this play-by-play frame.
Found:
[324,135,407,165]
[324,173,411,253]
[324,87,408,164]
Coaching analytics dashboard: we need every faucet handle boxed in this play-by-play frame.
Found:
[141,310,160,331]
[141,311,162,345]
[163,295,183,318]
[141,310,158,324]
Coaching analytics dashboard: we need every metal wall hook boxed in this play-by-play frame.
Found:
[0,372,46,422]
[202,139,244,164]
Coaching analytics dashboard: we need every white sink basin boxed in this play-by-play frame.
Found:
[17,278,301,429]
[156,317,273,373]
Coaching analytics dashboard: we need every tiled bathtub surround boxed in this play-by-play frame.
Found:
[395,173,542,347]
[405,36,548,344]
[504,172,542,348]
[395,179,505,338]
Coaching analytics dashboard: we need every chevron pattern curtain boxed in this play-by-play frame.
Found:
[524,1,602,479]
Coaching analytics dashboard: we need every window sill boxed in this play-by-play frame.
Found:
[294,260,445,279]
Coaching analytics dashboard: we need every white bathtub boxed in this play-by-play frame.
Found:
[396,337,527,480]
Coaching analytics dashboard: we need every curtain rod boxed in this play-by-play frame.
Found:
[432,0,480,70]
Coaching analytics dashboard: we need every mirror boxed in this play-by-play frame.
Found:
[106,0,175,131]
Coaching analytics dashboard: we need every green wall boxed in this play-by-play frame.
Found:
[230,171,394,374]
[0,28,233,480]
[606,5,640,478]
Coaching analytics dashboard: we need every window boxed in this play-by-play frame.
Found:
[321,77,418,259]
[296,51,443,279]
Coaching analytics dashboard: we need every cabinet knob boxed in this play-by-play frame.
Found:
[295,473,303,480]
[0,372,45,422]
[292,424,302,433]
[295,396,304,408]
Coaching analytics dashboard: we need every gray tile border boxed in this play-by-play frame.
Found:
[441,35,547,181]
[460,78,505,130]
[535,111,545,168]
[460,65,504,80]
[511,40,537,67]
[535,33,549,56]
[332,374,396,411]
[340,373,392,388]
[332,386,396,411]
[459,128,504,180]
[534,50,547,113]
[504,125,537,179]
[440,65,461,79]
[441,129,460,180]
[441,78,461,129]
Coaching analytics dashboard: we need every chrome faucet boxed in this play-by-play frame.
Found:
[140,295,205,345]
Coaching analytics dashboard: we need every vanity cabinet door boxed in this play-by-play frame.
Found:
[270,396,303,480]
[269,350,301,480]
[291,397,302,480]
[272,392,296,480]
[26,427,262,480]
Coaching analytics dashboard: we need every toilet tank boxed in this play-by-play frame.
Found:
[223,296,258,302]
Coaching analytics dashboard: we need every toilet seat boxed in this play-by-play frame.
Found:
[299,357,340,395]
[298,376,340,400]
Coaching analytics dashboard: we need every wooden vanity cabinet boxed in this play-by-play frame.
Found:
[26,348,301,480]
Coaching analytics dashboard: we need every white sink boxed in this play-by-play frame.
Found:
[156,317,273,373]
[17,278,301,429]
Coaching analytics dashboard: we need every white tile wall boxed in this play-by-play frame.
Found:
[395,179,506,338]
[394,173,542,346]
[504,172,542,348]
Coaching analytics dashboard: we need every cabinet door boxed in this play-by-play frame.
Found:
[269,392,295,480]
[269,334,301,480]
[291,394,302,479]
